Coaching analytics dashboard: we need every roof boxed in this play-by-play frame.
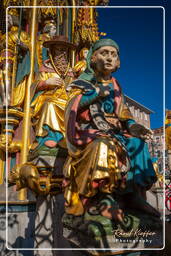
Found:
[125,95,154,114]
[152,127,164,134]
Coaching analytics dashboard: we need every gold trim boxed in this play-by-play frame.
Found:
[71,2,76,67]
[0,119,19,125]
[11,45,18,105]
[19,1,38,200]
[0,150,5,185]
[71,49,75,68]
[3,129,15,134]
[89,7,94,24]
[71,1,76,43]
[0,56,14,61]
[0,108,24,118]
[0,48,14,54]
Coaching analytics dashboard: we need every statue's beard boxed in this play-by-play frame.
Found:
[53,54,68,74]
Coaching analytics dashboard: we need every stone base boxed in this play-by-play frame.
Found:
[34,194,72,256]
[63,208,163,254]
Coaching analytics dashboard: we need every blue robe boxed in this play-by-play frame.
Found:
[80,81,156,190]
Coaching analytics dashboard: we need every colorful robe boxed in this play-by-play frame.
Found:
[63,77,157,215]
[30,59,72,149]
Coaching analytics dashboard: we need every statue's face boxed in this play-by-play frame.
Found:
[92,46,120,74]
[49,24,56,36]
[43,23,56,36]
[82,49,89,59]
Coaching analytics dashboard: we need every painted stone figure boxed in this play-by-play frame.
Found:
[62,38,163,251]
[0,11,30,152]
[36,19,57,68]
[73,47,89,77]
[63,38,159,221]
[0,12,30,107]
[13,36,77,195]
[64,39,162,236]
[30,35,75,152]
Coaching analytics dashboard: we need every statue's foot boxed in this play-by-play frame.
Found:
[100,206,124,222]
[44,140,57,147]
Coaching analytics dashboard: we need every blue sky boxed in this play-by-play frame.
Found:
[97,0,170,129]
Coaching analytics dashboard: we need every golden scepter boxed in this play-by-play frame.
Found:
[19,0,38,200]
[71,0,76,67]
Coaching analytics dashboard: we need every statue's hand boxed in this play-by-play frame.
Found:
[128,123,153,140]
[96,84,110,97]
[45,77,64,89]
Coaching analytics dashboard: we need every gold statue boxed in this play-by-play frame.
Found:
[0,10,30,151]
[30,35,76,150]
[0,10,30,107]
[73,47,89,77]
[37,19,57,68]
[74,1,99,45]
[9,36,76,195]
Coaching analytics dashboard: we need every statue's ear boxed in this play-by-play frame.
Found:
[116,57,120,69]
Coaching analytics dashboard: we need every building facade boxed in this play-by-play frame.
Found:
[149,127,165,173]
[125,95,165,173]
[125,95,153,128]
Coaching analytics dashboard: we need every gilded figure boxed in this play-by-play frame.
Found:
[0,11,30,107]
[37,19,57,68]
[30,35,76,151]
[73,47,89,77]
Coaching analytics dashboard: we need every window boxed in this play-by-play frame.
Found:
[144,113,148,121]
[134,109,137,117]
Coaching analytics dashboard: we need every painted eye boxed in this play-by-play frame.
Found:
[101,51,107,56]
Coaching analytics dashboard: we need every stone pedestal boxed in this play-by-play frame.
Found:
[0,203,35,256]
[34,194,72,256]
